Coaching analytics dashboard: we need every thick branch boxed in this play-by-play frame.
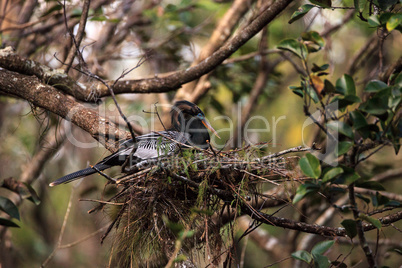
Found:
[0,47,91,101]
[241,203,402,239]
[0,69,129,151]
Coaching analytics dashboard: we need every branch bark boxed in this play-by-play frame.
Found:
[0,68,129,151]
[0,47,91,101]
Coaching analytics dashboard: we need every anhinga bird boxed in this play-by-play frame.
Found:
[50,101,219,186]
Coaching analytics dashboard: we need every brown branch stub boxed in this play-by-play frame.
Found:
[0,68,129,151]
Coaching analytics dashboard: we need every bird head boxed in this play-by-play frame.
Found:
[171,101,220,147]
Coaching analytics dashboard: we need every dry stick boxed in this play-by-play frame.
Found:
[372,167,402,182]
[62,0,91,73]
[222,49,282,65]
[335,184,402,203]
[41,187,76,267]
[58,225,109,249]
[348,183,377,268]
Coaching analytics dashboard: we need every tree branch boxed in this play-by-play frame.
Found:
[0,47,91,101]
[97,0,293,98]
[0,69,129,151]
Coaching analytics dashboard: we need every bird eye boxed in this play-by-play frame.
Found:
[197,113,204,119]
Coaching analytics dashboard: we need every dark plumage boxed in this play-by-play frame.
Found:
[49,101,219,186]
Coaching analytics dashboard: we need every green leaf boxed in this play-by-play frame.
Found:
[322,167,344,182]
[312,63,329,72]
[312,253,330,268]
[350,110,368,129]
[359,213,382,229]
[341,219,357,238]
[395,73,402,87]
[301,31,325,47]
[323,79,335,94]
[336,74,356,96]
[331,95,361,110]
[336,168,361,185]
[163,216,184,235]
[376,0,400,11]
[336,141,353,157]
[291,86,304,98]
[372,192,390,206]
[344,171,361,185]
[299,153,321,179]
[293,183,320,204]
[311,240,335,255]
[365,80,388,92]
[23,183,41,205]
[309,0,331,8]
[289,4,315,24]
[356,181,385,191]
[173,254,187,263]
[368,15,381,27]
[303,81,320,103]
[360,95,389,115]
[0,217,20,228]
[354,0,366,12]
[291,250,312,263]
[0,196,20,220]
[356,193,371,204]
[277,39,308,59]
[327,121,354,139]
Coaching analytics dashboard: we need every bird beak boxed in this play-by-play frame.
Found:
[202,119,221,139]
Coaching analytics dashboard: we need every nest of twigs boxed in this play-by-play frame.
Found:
[88,144,304,267]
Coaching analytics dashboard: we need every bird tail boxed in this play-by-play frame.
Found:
[49,163,112,187]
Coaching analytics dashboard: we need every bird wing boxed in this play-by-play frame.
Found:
[101,131,189,166]
[133,131,189,159]
[50,131,190,186]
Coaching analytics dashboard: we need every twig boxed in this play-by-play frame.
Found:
[263,146,312,159]
[235,168,280,186]
[62,0,91,73]
[348,183,377,267]
[59,226,108,249]
[90,164,116,183]
[41,187,76,267]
